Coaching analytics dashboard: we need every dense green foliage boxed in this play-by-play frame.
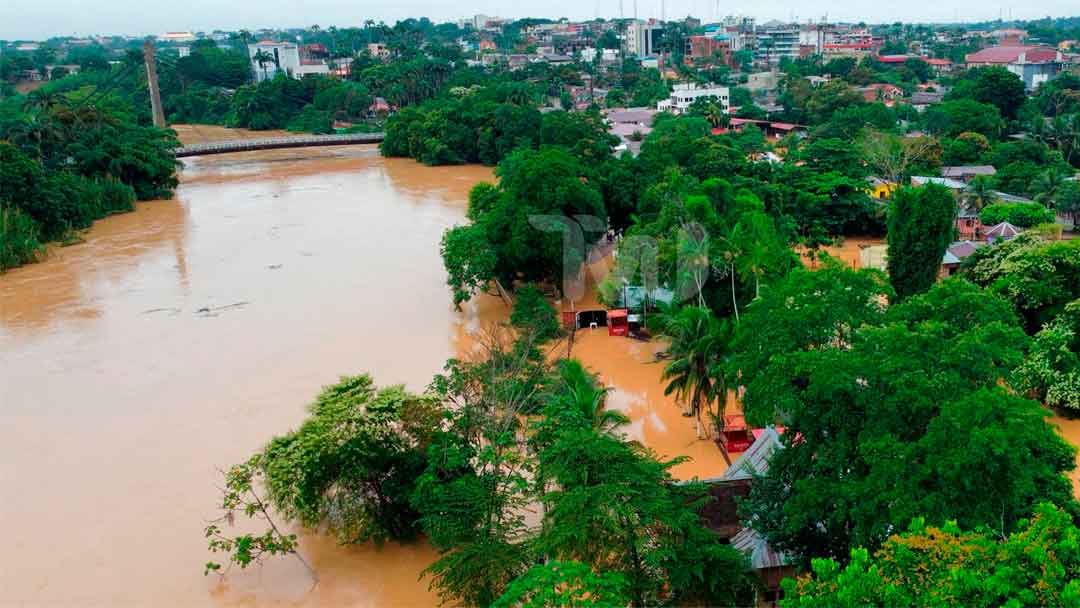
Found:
[0,86,177,270]
[382,91,615,166]
[979,201,1056,228]
[886,184,956,300]
[209,319,756,606]
[782,503,1080,607]
[441,147,605,307]
[737,276,1077,561]
[509,284,561,341]
[259,375,441,544]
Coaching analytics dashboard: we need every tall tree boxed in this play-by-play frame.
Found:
[886,184,956,301]
[660,306,731,448]
[781,503,1080,607]
[739,279,1076,562]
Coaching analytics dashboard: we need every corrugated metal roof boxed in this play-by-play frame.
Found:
[942,165,997,178]
[718,426,783,481]
[986,222,1022,237]
[732,527,793,569]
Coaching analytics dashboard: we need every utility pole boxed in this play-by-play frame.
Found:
[143,40,166,128]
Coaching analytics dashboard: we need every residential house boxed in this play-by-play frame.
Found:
[248,40,301,81]
[985,221,1022,243]
[44,64,81,80]
[965,45,1069,90]
[860,83,904,103]
[910,90,944,111]
[698,427,795,607]
[728,118,808,139]
[368,96,392,117]
[867,177,898,200]
[605,107,656,156]
[158,31,197,43]
[940,240,980,277]
[367,43,390,59]
[822,42,876,59]
[657,83,730,115]
[941,165,997,182]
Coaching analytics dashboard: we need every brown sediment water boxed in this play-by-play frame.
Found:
[1049,415,1080,498]
[0,141,488,606]
[795,235,887,270]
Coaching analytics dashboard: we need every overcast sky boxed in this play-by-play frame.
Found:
[3,0,1077,41]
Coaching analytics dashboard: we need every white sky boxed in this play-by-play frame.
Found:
[2,0,1076,41]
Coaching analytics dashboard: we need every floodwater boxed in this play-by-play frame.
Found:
[0,143,487,606]
[0,130,729,606]
[1049,415,1080,499]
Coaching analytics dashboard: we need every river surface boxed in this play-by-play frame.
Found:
[0,136,731,606]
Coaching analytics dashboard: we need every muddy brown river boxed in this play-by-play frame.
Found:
[0,138,733,606]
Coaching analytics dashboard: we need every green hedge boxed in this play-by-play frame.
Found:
[980,202,1055,228]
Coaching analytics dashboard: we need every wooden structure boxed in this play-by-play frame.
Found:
[698,427,793,607]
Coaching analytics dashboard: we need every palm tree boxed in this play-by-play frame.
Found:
[1033,167,1067,208]
[965,175,998,212]
[551,359,628,436]
[660,306,733,464]
[252,50,275,81]
[702,101,728,129]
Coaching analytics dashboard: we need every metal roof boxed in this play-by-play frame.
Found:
[718,426,783,482]
[731,526,793,569]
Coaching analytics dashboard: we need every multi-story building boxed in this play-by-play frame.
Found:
[685,34,733,66]
[657,83,730,114]
[754,22,800,65]
[248,40,300,81]
[625,20,664,58]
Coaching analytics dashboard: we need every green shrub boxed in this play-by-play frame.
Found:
[0,206,43,270]
[980,202,1055,228]
[510,284,562,341]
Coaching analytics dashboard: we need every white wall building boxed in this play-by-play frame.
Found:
[657,83,730,114]
[248,40,301,81]
[625,21,663,58]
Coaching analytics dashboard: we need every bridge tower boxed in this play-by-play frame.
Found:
[143,40,166,129]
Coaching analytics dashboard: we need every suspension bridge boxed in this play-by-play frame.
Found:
[174,132,386,158]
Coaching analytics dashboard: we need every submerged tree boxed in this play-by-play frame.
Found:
[660,306,731,447]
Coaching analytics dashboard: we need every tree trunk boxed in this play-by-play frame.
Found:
[730,265,740,323]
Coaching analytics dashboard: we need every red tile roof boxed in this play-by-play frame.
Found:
[966,45,1060,64]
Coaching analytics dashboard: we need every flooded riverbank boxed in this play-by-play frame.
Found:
[0,144,487,606]
[6,127,1070,606]
[0,134,729,606]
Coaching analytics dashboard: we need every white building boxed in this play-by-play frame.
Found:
[580,48,619,63]
[657,83,730,114]
[755,22,801,65]
[625,21,663,58]
[248,40,301,81]
[158,31,197,43]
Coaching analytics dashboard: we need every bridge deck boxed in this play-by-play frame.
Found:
[176,132,385,157]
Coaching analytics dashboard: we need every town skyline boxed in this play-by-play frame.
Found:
[3,0,1078,40]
